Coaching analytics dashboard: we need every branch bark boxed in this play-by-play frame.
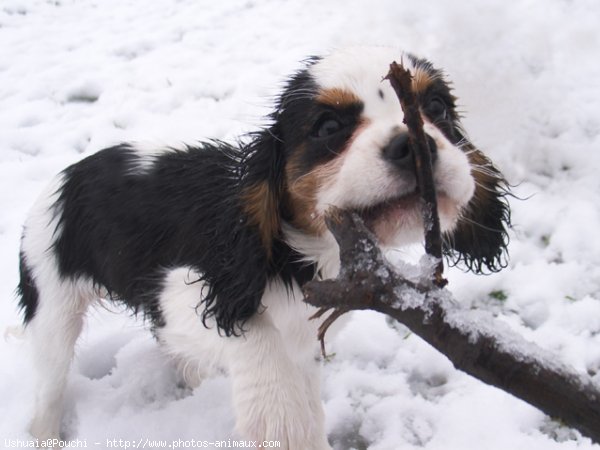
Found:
[304,209,600,444]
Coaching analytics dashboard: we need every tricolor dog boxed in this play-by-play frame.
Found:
[17,46,509,449]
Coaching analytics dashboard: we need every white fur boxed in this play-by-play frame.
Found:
[282,222,341,278]
[125,141,183,175]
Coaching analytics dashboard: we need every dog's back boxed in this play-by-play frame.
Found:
[19,142,264,323]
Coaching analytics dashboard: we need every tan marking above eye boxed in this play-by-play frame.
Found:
[316,88,362,108]
[411,67,434,95]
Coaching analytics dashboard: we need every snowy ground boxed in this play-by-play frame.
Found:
[1,0,600,448]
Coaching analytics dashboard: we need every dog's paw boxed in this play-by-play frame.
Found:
[234,380,331,450]
[29,417,60,447]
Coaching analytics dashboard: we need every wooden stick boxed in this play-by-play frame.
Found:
[384,61,447,287]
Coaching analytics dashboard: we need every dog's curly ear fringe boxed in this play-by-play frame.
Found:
[195,127,286,337]
[444,146,512,274]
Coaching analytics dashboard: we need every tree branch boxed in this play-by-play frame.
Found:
[304,210,600,444]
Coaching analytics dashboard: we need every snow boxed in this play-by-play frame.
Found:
[1,0,600,449]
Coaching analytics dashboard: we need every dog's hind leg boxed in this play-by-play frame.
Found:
[18,180,94,441]
[24,270,92,441]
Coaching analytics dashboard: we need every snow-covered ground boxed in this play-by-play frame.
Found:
[1,0,600,448]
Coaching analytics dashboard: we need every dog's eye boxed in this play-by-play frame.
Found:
[312,115,343,138]
[424,97,447,120]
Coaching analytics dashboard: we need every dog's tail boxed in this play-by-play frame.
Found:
[17,250,40,325]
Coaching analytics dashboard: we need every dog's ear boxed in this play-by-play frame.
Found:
[198,126,287,336]
[444,142,511,273]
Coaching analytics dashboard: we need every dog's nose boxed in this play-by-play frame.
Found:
[382,132,438,171]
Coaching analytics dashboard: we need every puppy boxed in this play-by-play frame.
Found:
[17,46,509,449]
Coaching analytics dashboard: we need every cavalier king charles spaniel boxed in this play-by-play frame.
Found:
[18,46,509,448]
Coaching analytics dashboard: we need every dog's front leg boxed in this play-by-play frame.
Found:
[225,312,331,450]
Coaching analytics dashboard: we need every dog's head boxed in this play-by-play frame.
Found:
[243,46,510,274]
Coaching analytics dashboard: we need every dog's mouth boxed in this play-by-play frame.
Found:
[356,190,454,244]
[358,191,421,227]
